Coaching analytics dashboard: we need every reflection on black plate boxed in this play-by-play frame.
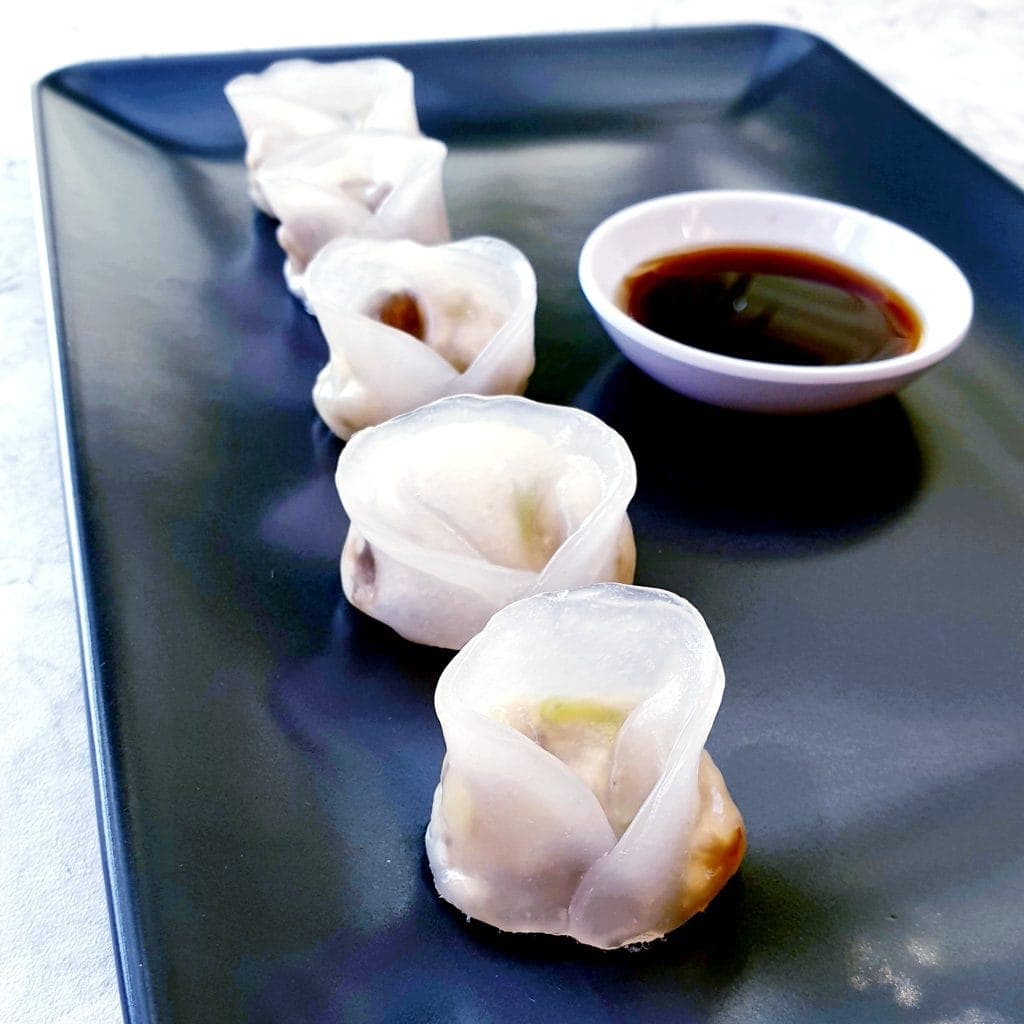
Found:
[36,25,1024,1024]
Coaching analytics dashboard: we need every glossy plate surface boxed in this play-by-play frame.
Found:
[35,26,1024,1024]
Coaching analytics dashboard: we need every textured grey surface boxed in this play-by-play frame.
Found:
[1,163,119,1022]
[3,5,1022,1023]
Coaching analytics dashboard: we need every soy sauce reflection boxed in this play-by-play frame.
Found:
[619,246,921,367]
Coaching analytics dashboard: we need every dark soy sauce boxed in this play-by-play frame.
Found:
[619,246,922,366]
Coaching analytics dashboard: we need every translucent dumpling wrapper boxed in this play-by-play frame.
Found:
[334,395,637,649]
[257,131,450,302]
[307,236,537,439]
[224,57,420,214]
[425,583,746,950]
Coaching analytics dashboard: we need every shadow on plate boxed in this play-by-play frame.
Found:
[268,601,452,762]
[213,212,328,409]
[577,358,925,553]
[256,419,347,564]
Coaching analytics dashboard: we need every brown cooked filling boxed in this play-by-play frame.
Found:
[372,290,426,341]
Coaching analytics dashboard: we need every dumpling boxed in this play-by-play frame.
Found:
[256,131,449,301]
[334,395,636,649]
[425,583,745,950]
[224,57,420,214]
[306,236,536,439]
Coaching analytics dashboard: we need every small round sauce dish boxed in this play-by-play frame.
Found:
[578,191,973,412]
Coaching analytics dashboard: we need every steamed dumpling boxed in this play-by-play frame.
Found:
[224,57,420,214]
[256,130,450,301]
[307,236,536,439]
[425,584,745,949]
[334,395,636,649]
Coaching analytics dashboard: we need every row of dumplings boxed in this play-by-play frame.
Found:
[225,58,744,951]
[225,57,535,438]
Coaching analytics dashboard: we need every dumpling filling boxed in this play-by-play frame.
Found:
[371,290,426,340]
[501,698,632,828]
[363,283,508,374]
[334,396,637,649]
[497,699,746,893]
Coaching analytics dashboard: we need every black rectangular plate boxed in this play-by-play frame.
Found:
[35,25,1024,1024]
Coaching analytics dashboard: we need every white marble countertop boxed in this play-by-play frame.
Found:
[2,3,1022,1023]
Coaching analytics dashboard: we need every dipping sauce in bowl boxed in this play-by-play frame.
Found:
[578,191,973,412]
[618,246,922,367]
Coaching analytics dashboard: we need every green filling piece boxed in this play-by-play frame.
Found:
[537,698,628,730]
[514,485,541,547]
[513,483,557,570]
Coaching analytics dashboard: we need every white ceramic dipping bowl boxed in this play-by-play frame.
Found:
[578,190,973,412]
